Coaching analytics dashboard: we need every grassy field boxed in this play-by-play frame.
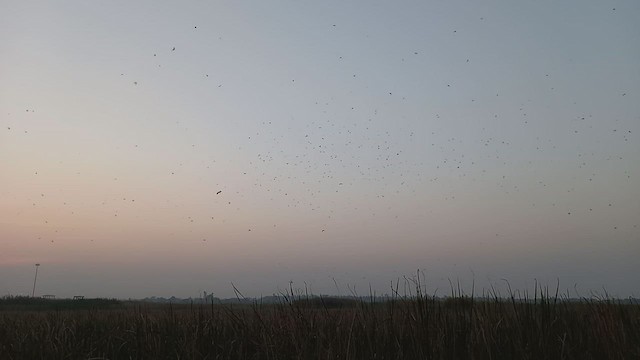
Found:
[1,288,639,359]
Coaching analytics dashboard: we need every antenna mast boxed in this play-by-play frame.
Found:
[32,263,40,297]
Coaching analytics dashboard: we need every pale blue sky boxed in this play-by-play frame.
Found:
[1,0,639,298]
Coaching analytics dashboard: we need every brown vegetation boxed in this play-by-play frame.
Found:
[1,290,638,359]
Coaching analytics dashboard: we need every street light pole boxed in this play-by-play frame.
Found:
[32,263,40,297]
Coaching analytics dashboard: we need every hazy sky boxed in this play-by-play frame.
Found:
[1,0,639,299]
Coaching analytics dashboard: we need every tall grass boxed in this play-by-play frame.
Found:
[1,284,638,359]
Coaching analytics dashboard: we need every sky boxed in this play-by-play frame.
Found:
[1,0,639,299]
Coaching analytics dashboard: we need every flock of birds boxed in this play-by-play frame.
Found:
[3,16,638,249]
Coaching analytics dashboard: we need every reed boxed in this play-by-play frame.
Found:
[1,285,638,359]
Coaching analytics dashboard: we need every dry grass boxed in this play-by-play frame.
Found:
[1,285,638,359]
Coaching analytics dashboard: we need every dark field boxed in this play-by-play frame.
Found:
[1,292,639,360]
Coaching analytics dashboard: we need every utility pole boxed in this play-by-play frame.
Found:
[32,263,40,297]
